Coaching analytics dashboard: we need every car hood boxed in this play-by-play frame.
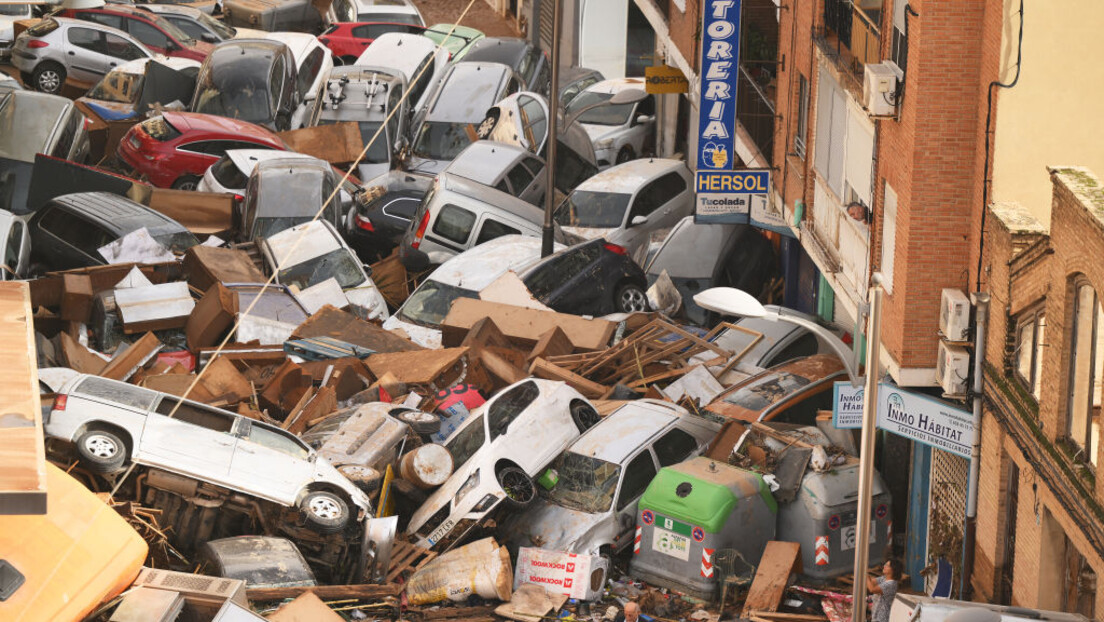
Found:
[382,316,443,349]
[504,499,606,554]
[580,123,620,144]
[232,27,268,39]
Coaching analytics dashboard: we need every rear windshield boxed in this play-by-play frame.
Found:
[142,116,181,141]
[398,280,478,328]
[193,56,274,124]
[720,372,811,412]
[26,18,59,36]
[211,156,247,190]
[277,247,364,291]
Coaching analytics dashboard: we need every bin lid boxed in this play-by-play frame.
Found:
[801,462,888,507]
[640,457,776,533]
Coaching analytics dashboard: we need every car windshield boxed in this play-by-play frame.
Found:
[0,4,29,16]
[277,247,365,290]
[553,190,631,228]
[196,11,235,39]
[721,372,812,411]
[193,60,273,124]
[413,121,474,161]
[546,452,621,513]
[444,413,485,470]
[398,280,479,327]
[320,119,389,164]
[566,91,632,126]
[87,71,143,104]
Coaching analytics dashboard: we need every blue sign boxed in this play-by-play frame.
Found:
[694,169,768,223]
[832,381,865,429]
[696,0,742,171]
[876,383,975,458]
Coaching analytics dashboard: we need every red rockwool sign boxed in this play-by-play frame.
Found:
[514,548,608,601]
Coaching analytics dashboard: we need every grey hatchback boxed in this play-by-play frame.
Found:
[191,39,298,131]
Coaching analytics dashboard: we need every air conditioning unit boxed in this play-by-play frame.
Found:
[940,288,971,341]
[130,567,247,609]
[863,62,901,116]
[937,341,971,395]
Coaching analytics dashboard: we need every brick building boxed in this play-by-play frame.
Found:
[976,168,1104,617]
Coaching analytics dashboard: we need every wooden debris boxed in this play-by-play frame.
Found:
[246,583,402,602]
[529,357,608,399]
[267,591,344,621]
[742,541,803,616]
[386,540,438,583]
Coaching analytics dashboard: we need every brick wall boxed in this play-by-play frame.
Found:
[771,0,816,215]
[667,0,701,73]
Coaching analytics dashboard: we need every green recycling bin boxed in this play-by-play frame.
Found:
[628,457,777,600]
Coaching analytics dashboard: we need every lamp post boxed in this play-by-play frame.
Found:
[541,84,649,256]
[694,283,885,622]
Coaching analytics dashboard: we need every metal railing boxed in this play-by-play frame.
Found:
[818,0,882,88]
[736,64,776,162]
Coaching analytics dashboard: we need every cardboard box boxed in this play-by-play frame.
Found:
[441,299,616,351]
[186,284,238,351]
[513,548,608,601]
[182,246,265,293]
[60,274,93,323]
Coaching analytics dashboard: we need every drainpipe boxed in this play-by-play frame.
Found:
[962,292,989,598]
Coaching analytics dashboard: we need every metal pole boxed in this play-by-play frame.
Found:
[962,291,990,598]
[851,278,884,622]
[541,0,562,258]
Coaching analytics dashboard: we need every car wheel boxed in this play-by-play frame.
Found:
[616,145,635,164]
[299,490,350,534]
[172,175,201,191]
[75,429,127,474]
[570,400,600,432]
[497,465,536,507]
[32,62,65,95]
[394,410,441,435]
[615,282,649,313]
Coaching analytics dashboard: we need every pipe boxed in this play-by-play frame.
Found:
[541,0,562,257]
[962,292,990,598]
[851,277,884,622]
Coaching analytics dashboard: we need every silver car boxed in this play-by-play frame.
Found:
[500,400,719,575]
[565,78,656,168]
[317,65,407,182]
[44,374,372,533]
[11,17,153,95]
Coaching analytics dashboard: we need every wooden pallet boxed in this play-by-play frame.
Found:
[386,541,437,583]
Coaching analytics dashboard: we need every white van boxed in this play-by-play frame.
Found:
[355,33,449,118]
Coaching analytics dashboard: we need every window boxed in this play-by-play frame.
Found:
[616,451,657,510]
[795,74,809,158]
[882,180,898,293]
[1015,307,1046,400]
[813,68,847,197]
[127,19,170,50]
[245,423,310,459]
[270,56,286,106]
[769,384,835,426]
[523,157,545,180]
[524,243,601,299]
[4,220,22,274]
[76,376,157,410]
[1066,280,1102,465]
[408,53,434,106]
[629,181,663,220]
[68,27,105,55]
[155,398,235,433]
[431,204,475,244]
[891,0,909,72]
[105,33,145,61]
[386,83,403,147]
[296,47,326,99]
[506,161,535,196]
[486,380,539,440]
[652,428,698,466]
[475,219,520,245]
[652,172,687,206]
[80,11,123,30]
[770,333,819,367]
[636,95,656,118]
[505,75,522,96]
[50,110,81,159]
[169,16,205,40]
[178,141,220,155]
[46,211,112,257]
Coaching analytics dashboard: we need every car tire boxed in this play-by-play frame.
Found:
[394,410,441,435]
[615,282,649,313]
[32,62,65,95]
[75,429,127,474]
[299,490,350,534]
[570,400,600,432]
[497,465,536,507]
[172,175,201,191]
[616,145,635,164]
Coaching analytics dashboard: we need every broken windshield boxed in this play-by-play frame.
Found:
[444,413,485,470]
[398,280,479,328]
[277,248,364,291]
[546,452,620,513]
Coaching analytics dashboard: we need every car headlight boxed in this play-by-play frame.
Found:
[471,493,499,512]
[455,469,480,505]
[595,138,615,150]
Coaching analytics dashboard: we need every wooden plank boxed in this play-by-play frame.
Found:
[441,298,616,351]
[750,613,828,621]
[742,541,803,616]
[267,591,344,622]
[419,605,497,620]
[100,332,163,382]
[277,122,364,165]
[527,326,575,363]
[529,358,608,399]
[247,583,401,601]
[0,282,47,514]
[294,305,423,353]
[365,348,468,386]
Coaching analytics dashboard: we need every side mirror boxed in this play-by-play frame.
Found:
[635,114,655,125]
[631,214,649,226]
[201,33,218,44]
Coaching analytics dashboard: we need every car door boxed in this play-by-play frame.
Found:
[229,420,314,505]
[484,380,548,472]
[515,156,546,205]
[612,450,658,552]
[619,179,664,263]
[65,26,115,84]
[125,16,172,56]
[625,94,656,153]
[139,397,238,479]
[649,171,691,230]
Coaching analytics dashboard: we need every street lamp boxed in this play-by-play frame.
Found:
[693,287,860,385]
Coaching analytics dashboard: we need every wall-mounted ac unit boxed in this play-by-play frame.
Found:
[863,62,902,116]
[937,341,971,395]
[940,288,971,342]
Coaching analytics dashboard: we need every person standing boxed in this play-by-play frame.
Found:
[866,558,902,622]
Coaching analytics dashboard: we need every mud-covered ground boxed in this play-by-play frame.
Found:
[412,0,522,38]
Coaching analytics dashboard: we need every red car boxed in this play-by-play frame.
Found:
[117,111,286,189]
[319,22,425,64]
[61,4,213,62]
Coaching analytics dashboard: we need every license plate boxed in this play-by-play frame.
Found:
[651,527,691,561]
[128,134,142,150]
[841,520,877,551]
[427,517,455,546]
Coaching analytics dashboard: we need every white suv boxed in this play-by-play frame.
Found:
[45,374,372,533]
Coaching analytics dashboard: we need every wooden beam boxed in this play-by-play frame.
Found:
[247,583,402,601]
[0,282,47,514]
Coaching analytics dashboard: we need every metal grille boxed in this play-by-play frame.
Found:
[926,448,969,597]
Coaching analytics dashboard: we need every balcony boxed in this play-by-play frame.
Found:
[816,0,882,92]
